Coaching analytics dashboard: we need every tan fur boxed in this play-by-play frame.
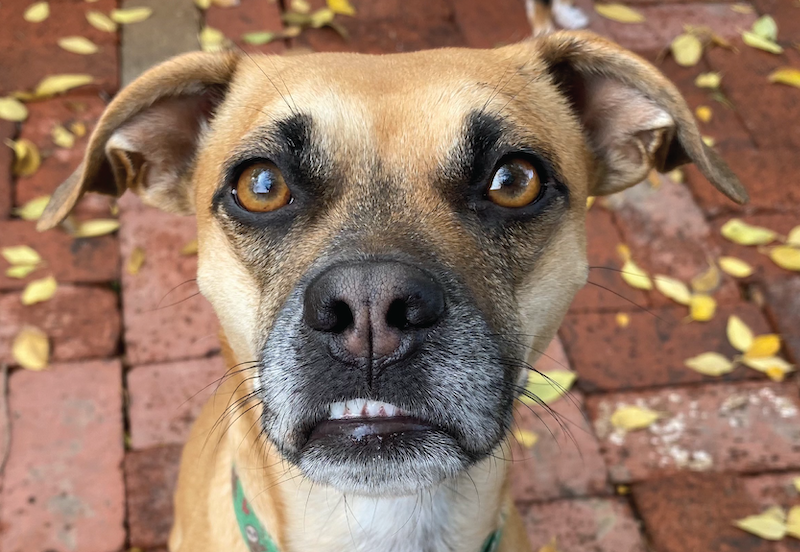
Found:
[38,32,746,552]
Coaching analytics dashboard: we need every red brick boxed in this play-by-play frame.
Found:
[561,302,772,392]
[742,472,800,509]
[206,0,285,53]
[0,285,120,365]
[452,0,530,48]
[632,472,773,552]
[0,359,125,552]
[0,220,119,291]
[0,0,118,96]
[518,498,647,552]
[128,356,227,449]
[0,119,15,219]
[119,202,220,365]
[587,381,800,483]
[570,208,650,313]
[763,277,800,364]
[124,445,182,550]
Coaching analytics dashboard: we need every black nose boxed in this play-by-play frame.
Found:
[303,261,445,367]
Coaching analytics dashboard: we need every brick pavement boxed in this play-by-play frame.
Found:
[0,0,798,551]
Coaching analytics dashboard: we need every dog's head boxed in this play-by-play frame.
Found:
[40,32,745,497]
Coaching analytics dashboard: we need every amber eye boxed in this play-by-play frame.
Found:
[487,159,541,208]
[233,162,291,213]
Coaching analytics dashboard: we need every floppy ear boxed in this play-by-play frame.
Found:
[37,51,240,231]
[532,31,747,204]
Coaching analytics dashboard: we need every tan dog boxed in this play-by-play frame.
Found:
[38,31,746,552]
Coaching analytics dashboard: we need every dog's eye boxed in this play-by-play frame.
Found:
[233,162,291,212]
[487,159,541,208]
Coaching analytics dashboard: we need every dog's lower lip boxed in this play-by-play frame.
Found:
[308,416,436,442]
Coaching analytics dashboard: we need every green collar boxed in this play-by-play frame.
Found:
[232,467,502,552]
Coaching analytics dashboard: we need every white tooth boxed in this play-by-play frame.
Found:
[383,404,396,417]
[366,400,381,418]
[346,399,365,418]
[330,402,346,420]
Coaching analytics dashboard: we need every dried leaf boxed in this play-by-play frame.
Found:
[720,218,776,246]
[671,33,704,67]
[768,67,800,88]
[745,334,781,359]
[15,195,50,221]
[702,136,716,147]
[616,312,630,328]
[110,7,153,24]
[742,31,783,54]
[34,74,94,97]
[695,105,712,123]
[72,219,120,238]
[51,125,75,148]
[282,25,303,38]
[719,256,754,278]
[292,0,311,13]
[1,245,42,266]
[786,226,800,247]
[752,15,778,41]
[621,259,653,290]
[24,2,50,22]
[769,246,800,271]
[11,326,49,370]
[537,538,560,552]
[199,26,227,52]
[327,0,356,16]
[512,429,538,449]
[7,139,41,177]
[594,3,645,23]
[86,10,118,32]
[787,506,800,539]
[310,8,335,28]
[742,355,793,375]
[58,36,99,55]
[127,246,146,275]
[654,275,691,305]
[180,239,199,255]
[695,72,722,89]
[6,264,38,279]
[684,352,735,376]
[734,509,787,540]
[21,275,57,305]
[793,477,800,493]
[521,370,577,405]
[730,3,754,14]
[690,294,717,322]
[610,405,660,431]
[616,243,631,262]
[691,263,721,294]
[0,97,29,122]
[69,121,87,137]
[727,315,754,352]
[242,31,276,45]
[586,196,595,210]
[195,0,212,8]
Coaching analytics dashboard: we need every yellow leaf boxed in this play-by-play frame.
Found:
[752,15,778,42]
[199,26,227,52]
[57,36,99,55]
[719,256,754,278]
[242,31,276,45]
[11,326,49,370]
[769,246,800,271]
[616,312,630,328]
[745,334,781,359]
[69,121,86,137]
[7,139,41,177]
[292,0,311,13]
[110,7,153,24]
[654,275,691,305]
[195,0,212,8]
[537,538,560,552]
[695,105,713,123]
[594,3,645,23]
[212,0,240,5]
[690,294,716,322]
[586,196,595,210]
[327,0,356,16]
[727,315,754,352]
[793,477,800,493]
[730,3,754,14]
[720,218,776,246]
[15,195,50,221]
[671,33,704,67]
[742,31,783,54]
[6,264,38,279]
[616,485,631,495]
[34,74,94,97]
[610,405,660,431]
[86,10,118,32]
[684,352,735,376]
[51,125,75,148]
[73,219,120,238]
[766,365,787,382]
[0,97,29,122]
[695,72,722,89]
[768,68,800,89]
[786,226,800,247]
[1,245,42,266]
[23,1,50,22]
[512,429,539,449]
[702,136,715,147]
[787,506,800,539]
[734,509,787,540]
[691,263,720,294]
[310,8,334,28]
[616,243,631,262]
[282,25,302,38]
[521,370,577,406]
[127,247,146,275]
[21,275,58,305]
[742,355,793,375]
[621,259,652,290]
[180,239,199,255]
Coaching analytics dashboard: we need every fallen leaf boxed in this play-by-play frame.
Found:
[742,355,793,375]
[787,506,800,539]
[719,256,754,278]
[57,36,99,55]
[667,168,684,183]
[616,312,630,328]
[720,218,776,246]
[86,10,118,32]
[521,370,577,406]
[69,121,86,137]
[616,243,632,262]
[742,31,783,54]
[110,7,153,24]
[1,245,42,266]
[6,265,38,279]
[610,405,660,431]
[734,508,787,540]
[127,247,145,275]
[745,334,781,359]
[195,0,212,8]
[21,275,57,305]
[691,263,721,294]
[702,136,716,147]
[727,315,754,352]
[793,477,800,493]
[51,125,75,148]
[72,219,120,238]
[621,259,653,290]
[752,15,778,41]
[310,8,334,28]
[616,485,631,495]
[512,429,539,448]
[766,365,788,382]
[0,97,29,122]
[671,33,703,67]
[291,0,311,13]
[594,3,645,23]
[11,326,49,370]
[199,26,227,52]
[7,139,41,177]
[536,538,560,552]
[695,72,722,89]
[180,239,198,255]
[23,1,49,22]
[730,3,754,13]
[586,196,595,210]
[769,246,800,271]
[684,352,735,376]
[654,275,691,305]
[327,0,356,16]
[242,31,276,45]
[15,195,50,221]
[690,294,717,322]
[34,74,94,97]
[282,25,303,38]
[786,226,800,247]
[695,105,713,123]
[768,67,800,89]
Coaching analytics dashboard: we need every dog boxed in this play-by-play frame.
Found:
[37,30,747,552]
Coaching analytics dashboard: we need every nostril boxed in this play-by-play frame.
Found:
[385,299,410,330]
[329,300,354,333]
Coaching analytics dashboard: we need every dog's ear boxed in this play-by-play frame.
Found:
[37,51,240,231]
[531,31,747,204]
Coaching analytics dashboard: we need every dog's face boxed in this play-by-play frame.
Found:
[39,32,746,497]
